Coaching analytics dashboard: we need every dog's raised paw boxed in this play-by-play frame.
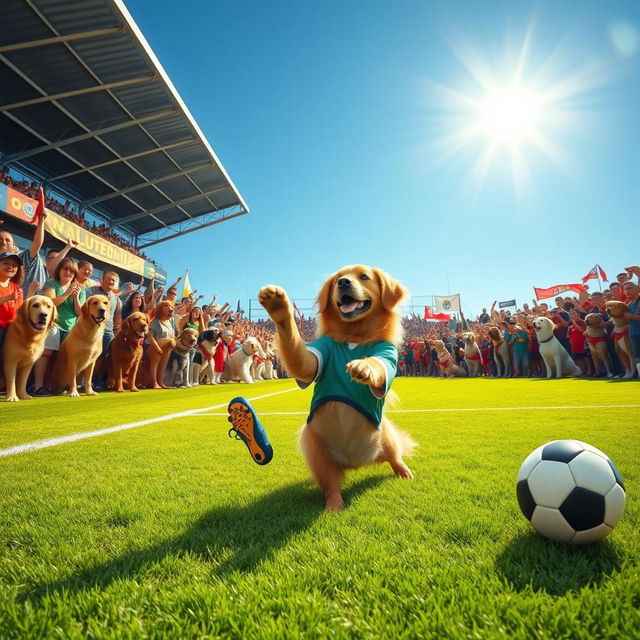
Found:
[258,285,292,322]
[346,359,374,385]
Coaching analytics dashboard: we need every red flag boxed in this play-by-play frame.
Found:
[35,187,45,220]
[292,301,303,320]
[424,306,451,322]
[533,283,586,300]
[581,266,598,283]
[598,265,608,282]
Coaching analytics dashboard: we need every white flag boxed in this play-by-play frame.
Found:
[434,294,461,314]
[182,269,192,297]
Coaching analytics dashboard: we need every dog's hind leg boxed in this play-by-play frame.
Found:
[300,424,345,511]
[377,418,415,479]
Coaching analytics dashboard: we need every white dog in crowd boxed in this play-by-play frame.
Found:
[250,342,267,381]
[462,332,482,376]
[263,343,278,380]
[222,336,261,383]
[533,317,581,379]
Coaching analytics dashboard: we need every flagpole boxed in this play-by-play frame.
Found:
[596,264,602,292]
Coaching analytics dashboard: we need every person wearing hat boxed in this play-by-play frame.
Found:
[0,251,25,350]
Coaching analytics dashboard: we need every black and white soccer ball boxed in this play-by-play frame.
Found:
[516,440,626,544]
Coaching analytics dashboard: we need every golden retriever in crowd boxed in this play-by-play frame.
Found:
[106,312,149,392]
[462,332,482,376]
[2,295,57,402]
[584,313,613,377]
[433,339,467,377]
[52,295,109,397]
[606,301,635,378]
[259,265,416,511]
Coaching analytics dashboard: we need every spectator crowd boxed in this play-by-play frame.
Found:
[1,200,639,399]
[397,278,640,379]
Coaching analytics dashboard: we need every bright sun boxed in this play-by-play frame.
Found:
[426,21,602,197]
[475,85,543,144]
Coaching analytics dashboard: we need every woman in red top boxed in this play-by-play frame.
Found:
[0,252,25,349]
[568,309,592,376]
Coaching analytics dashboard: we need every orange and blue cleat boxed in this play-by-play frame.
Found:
[227,397,273,465]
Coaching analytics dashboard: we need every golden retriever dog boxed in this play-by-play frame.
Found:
[462,332,482,376]
[259,265,416,511]
[584,313,613,377]
[2,295,57,402]
[106,312,149,392]
[606,301,634,378]
[52,295,109,397]
[433,339,467,377]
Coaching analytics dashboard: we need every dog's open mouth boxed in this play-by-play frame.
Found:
[92,315,105,325]
[338,295,371,318]
[136,329,147,338]
[30,319,48,331]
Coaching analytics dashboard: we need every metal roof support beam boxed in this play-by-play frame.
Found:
[137,208,248,248]
[49,137,197,180]
[3,109,168,228]
[22,0,233,215]
[0,26,124,54]
[84,162,212,205]
[113,186,228,228]
[1,109,177,164]
[0,75,155,112]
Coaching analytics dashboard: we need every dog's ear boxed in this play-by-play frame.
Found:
[316,272,336,314]
[19,296,31,326]
[81,298,90,318]
[48,300,58,330]
[375,268,408,311]
[121,315,133,334]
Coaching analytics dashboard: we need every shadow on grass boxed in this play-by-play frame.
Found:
[22,475,385,603]
[496,532,621,596]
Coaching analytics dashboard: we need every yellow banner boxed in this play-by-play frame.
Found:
[44,210,146,276]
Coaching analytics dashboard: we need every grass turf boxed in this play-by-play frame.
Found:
[1,378,639,638]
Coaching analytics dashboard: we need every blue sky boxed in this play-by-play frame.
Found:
[126,0,639,319]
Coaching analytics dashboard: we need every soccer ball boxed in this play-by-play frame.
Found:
[516,439,626,544]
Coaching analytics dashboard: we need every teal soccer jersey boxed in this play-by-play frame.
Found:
[297,335,398,427]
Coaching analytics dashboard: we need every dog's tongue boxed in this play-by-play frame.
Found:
[34,321,46,330]
[339,300,358,313]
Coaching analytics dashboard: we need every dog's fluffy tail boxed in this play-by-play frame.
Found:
[383,393,417,458]
[396,428,418,458]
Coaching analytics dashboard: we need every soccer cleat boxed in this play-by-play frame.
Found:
[227,397,273,465]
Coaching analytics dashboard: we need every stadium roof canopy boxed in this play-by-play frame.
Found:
[0,0,249,248]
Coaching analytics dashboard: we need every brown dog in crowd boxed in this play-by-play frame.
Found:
[2,295,57,402]
[606,300,634,378]
[52,295,109,397]
[584,313,613,377]
[487,326,510,377]
[106,312,149,392]
[259,265,416,511]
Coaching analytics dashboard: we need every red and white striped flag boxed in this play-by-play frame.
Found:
[598,265,608,282]
[582,264,608,283]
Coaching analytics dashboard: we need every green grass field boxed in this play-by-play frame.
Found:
[1,378,639,639]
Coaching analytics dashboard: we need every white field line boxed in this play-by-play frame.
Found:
[193,404,640,417]
[0,387,299,459]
